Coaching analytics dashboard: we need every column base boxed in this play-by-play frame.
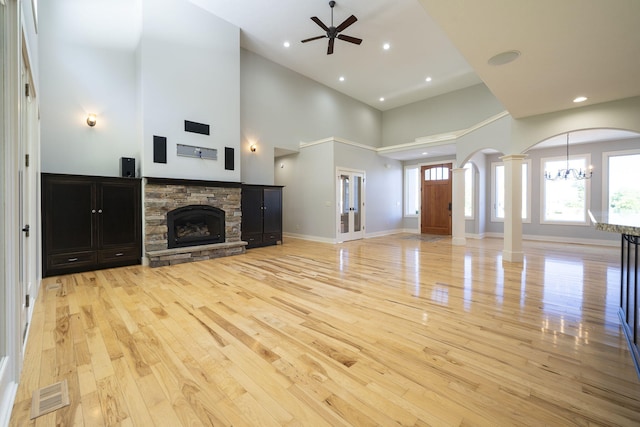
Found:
[503,250,524,263]
[451,236,466,246]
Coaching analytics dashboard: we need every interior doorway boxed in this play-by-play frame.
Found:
[421,163,452,235]
[337,169,365,242]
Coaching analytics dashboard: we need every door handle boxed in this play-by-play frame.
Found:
[22,224,30,237]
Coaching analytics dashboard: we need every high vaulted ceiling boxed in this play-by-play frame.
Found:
[54,0,640,117]
[189,0,640,116]
[189,0,482,111]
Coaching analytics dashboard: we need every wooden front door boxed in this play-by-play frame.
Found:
[421,163,452,235]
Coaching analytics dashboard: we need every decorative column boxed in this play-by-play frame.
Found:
[452,167,466,246]
[501,154,527,262]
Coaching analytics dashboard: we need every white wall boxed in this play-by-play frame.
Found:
[484,136,640,242]
[39,0,241,181]
[140,0,240,182]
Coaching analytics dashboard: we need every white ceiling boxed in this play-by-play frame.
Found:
[420,0,640,118]
[189,0,482,111]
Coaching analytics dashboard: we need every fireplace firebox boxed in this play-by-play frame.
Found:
[166,205,225,249]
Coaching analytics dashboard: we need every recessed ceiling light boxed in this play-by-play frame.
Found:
[379,97,385,102]
[487,50,521,66]
[425,77,432,82]
[422,152,428,155]
[573,96,588,103]
[283,41,290,48]
[383,43,390,50]
[339,76,345,82]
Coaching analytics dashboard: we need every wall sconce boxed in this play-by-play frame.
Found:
[250,144,257,152]
[86,113,97,127]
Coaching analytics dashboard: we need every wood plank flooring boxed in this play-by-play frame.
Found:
[9,235,640,426]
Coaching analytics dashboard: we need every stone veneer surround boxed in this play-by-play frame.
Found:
[144,178,245,267]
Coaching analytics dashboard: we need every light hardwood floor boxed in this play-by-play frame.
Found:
[9,235,640,426]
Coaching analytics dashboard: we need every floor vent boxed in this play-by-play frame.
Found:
[30,379,70,419]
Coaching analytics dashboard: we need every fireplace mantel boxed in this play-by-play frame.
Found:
[145,177,242,188]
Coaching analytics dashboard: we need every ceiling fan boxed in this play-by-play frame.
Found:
[301,1,362,55]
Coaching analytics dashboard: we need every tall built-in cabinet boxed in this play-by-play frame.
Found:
[241,185,283,248]
[42,174,142,277]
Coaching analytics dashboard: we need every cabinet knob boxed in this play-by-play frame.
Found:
[98,209,103,214]
[91,209,96,214]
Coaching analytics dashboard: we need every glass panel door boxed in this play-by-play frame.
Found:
[340,174,350,234]
[337,170,365,242]
[353,175,362,232]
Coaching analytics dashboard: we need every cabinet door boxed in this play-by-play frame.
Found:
[263,188,282,234]
[241,186,264,247]
[43,176,95,254]
[98,180,140,249]
[242,187,264,235]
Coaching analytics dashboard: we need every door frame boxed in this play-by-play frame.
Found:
[0,0,25,423]
[336,168,365,242]
[416,160,457,234]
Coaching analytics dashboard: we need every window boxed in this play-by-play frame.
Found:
[424,166,449,181]
[541,155,590,224]
[605,150,640,224]
[491,160,530,222]
[464,163,473,219]
[404,166,420,216]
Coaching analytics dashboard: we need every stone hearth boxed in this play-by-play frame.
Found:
[144,178,245,267]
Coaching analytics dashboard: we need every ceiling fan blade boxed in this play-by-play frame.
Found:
[337,34,362,45]
[336,15,357,32]
[301,35,326,43]
[311,16,329,32]
[327,38,335,55]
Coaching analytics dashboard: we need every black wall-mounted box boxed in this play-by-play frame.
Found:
[121,157,135,178]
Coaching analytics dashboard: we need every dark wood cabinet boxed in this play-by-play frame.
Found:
[42,173,141,277]
[241,185,283,248]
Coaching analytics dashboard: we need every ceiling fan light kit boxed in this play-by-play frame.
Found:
[301,1,362,55]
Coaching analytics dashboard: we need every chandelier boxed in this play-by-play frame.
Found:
[544,133,593,181]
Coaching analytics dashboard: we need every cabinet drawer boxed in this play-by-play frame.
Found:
[263,232,282,245]
[243,233,263,247]
[48,251,97,270]
[98,246,140,264]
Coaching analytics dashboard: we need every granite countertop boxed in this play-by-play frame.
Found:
[588,210,640,236]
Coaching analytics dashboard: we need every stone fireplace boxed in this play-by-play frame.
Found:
[144,178,246,267]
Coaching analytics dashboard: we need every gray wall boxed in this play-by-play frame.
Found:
[241,49,383,185]
[382,83,505,146]
[334,143,403,235]
[276,143,335,240]
[275,140,402,242]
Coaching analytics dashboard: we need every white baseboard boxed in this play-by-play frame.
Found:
[0,378,17,427]
[465,233,486,239]
[364,228,407,239]
[479,231,618,247]
[282,232,335,244]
